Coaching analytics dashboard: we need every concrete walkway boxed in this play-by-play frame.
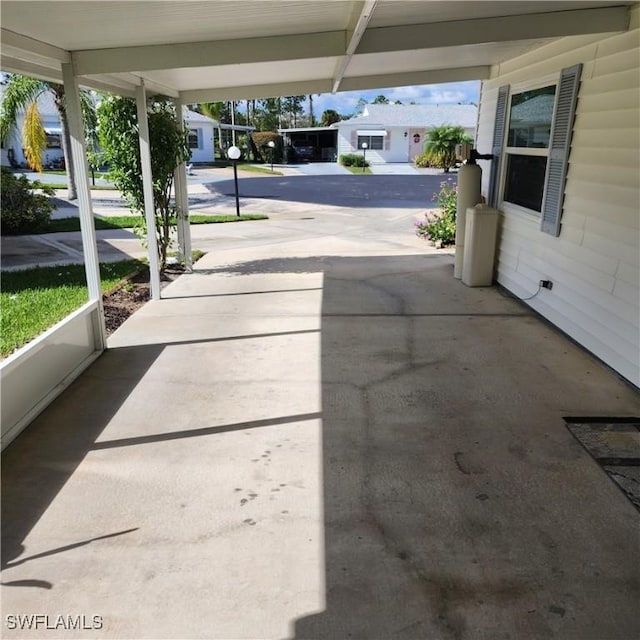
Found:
[2,199,640,639]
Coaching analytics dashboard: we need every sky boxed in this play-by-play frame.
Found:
[314,80,481,116]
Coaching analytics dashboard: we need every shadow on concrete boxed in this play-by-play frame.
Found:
[203,174,448,209]
[1,346,161,571]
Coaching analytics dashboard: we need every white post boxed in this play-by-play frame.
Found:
[174,97,192,270]
[61,63,106,349]
[135,82,161,300]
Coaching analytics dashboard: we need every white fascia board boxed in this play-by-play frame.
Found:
[180,78,333,104]
[80,75,137,98]
[339,66,490,92]
[73,31,346,75]
[358,6,630,55]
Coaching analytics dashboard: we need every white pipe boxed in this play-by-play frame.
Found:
[454,162,482,279]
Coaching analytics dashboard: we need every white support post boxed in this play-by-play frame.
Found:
[135,82,162,300]
[174,97,192,270]
[61,63,106,350]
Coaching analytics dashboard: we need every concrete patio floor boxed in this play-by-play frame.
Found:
[2,202,639,640]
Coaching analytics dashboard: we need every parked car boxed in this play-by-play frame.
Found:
[291,142,315,162]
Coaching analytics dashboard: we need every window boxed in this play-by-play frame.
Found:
[357,135,383,150]
[503,85,556,214]
[488,64,582,237]
[46,133,61,149]
[188,129,201,150]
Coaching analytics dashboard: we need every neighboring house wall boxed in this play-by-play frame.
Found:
[0,91,64,167]
[475,4,639,385]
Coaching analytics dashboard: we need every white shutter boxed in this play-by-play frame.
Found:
[541,64,583,237]
[488,85,509,208]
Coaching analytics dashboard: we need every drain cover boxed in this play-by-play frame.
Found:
[565,418,640,510]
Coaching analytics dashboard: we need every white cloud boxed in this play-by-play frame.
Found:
[312,80,480,117]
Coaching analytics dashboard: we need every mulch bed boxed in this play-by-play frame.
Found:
[103,267,183,335]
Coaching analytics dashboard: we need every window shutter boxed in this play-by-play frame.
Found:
[384,131,390,150]
[350,130,356,149]
[488,85,509,208]
[541,63,582,237]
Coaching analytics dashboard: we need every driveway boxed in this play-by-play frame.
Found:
[2,190,639,639]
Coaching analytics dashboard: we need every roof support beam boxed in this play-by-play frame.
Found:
[332,0,377,94]
[180,79,333,105]
[1,55,63,84]
[1,29,70,65]
[358,6,630,55]
[339,66,490,92]
[73,31,346,75]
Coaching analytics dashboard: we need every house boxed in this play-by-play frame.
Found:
[335,103,478,164]
[184,108,255,163]
[183,108,216,163]
[475,3,639,386]
[0,88,65,168]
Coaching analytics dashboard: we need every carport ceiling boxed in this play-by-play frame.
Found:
[0,1,634,100]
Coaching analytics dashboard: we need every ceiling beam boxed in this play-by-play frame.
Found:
[0,55,63,84]
[73,31,346,76]
[339,66,490,92]
[332,0,377,94]
[180,79,334,104]
[1,29,70,65]
[357,6,630,55]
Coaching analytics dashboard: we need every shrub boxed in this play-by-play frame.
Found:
[250,132,282,163]
[415,179,458,246]
[339,153,369,168]
[414,151,436,168]
[0,167,55,234]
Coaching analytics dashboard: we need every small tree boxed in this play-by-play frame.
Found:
[424,125,473,172]
[97,96,190,272]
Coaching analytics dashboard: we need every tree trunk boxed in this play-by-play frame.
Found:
[54,94,78,201]
[309,94,315,127]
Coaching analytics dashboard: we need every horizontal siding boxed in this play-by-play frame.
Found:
[478,6,640,386]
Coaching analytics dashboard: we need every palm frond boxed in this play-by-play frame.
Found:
[0,74,47,142]
[22,101,47,172]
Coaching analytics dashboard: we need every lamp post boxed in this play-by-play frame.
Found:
[361,142,368,173]
[267,140,275,172]
[227,145,241,217]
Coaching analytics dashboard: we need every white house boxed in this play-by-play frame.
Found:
[183,108,216,163]
[184,108,255,163]
[336,103,478,164]
[0,88,65,168]
[475,4,640,386]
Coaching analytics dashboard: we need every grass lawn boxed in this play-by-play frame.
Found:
[38,183,115,191]
[38,214,268,234]
[1,260,146,357]
[344,165,373,174]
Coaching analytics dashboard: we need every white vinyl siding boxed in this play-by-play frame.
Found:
[476,4,640,386]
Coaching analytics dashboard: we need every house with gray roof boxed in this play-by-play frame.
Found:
[336,103,477,164]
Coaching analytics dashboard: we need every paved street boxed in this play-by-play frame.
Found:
[1,167,448,270]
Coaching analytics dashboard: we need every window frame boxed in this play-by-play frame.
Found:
[357,135,383,150]
[500,74,558,219]
[188,128,201,150]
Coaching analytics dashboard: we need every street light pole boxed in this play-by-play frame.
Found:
[227,145,241,216]
[267,140,275,172]
[361,142,368,173]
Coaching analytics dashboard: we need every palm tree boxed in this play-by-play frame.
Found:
[0,74,96,200]
[424,125,472,173]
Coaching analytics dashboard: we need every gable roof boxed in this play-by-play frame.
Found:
[338,103,477,129]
